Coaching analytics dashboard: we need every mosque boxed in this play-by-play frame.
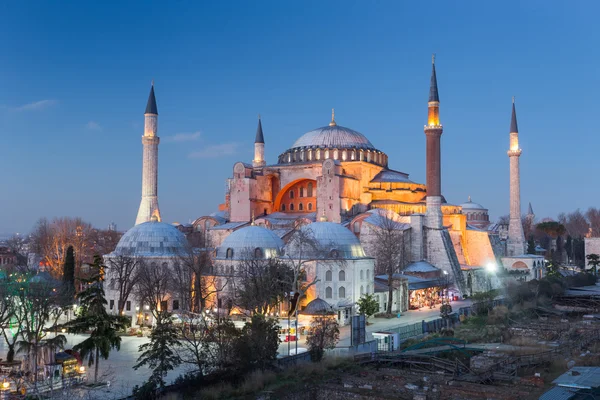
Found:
[104,57,545,324]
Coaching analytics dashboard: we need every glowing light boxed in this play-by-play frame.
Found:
[61,328,66,333]
[79,366,85,373]
[2,381,9,389]
[486,263,497,272]
[443,270,448,275]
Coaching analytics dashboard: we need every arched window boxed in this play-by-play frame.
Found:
[353,222,360,233]
[360,270,364,280]
[204,220,211,229]
[299,203,304,211]
[290,203,294,211]
[367,269,370,280]
[333,149,338,160]
[325,270,332,281]
[360,285,364,295]
[325,150,330,159]
[339,286,345,298]
[281,204,286,212]
[366,284,371,293]
[290,190,294,199]
[339,270,345,281]
[316,149,321,160]
[254,248,262,258]
[226,248,234,259]
[308,203,313,211]
[326,287,332,299]
[307,182,313,197]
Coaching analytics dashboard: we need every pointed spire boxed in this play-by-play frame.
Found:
[429,54,439,102]
[255,114,264,144]
[145,82,158,115]
[329,108,336,126]
[510,97,518,133]
[527,202,534,216]
[468,195,472,202]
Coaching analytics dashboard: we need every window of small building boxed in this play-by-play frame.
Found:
[109,300,114,310]
[339,270,345,281]
[126,301,131,311]
[360,270,364,280]
[367,284,371,293]
[339,286,345,298]
[325,270,332,281]
[367,269,370,280]
[173,300,180,310]
[160,300,168,312]
[326,287,332,298]
[360,285,364,295]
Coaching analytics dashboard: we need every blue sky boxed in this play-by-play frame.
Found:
[1,1,598,234]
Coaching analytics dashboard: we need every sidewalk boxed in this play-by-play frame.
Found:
[337,299,472,346]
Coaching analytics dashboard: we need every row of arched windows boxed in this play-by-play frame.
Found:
[281,203,313,212]
[279,148,388,167]
[325,286,345,299]
[325,269,371,282]
[466,212,489,221]
[289,182,314,198]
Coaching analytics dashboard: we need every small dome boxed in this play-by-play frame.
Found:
[216,225,284,260]
[290,125,375,150]
[404,261,440,273]
[300,298,335,315]
[112,221,188,257]
[285,222,366,259]
[460,197,486,210]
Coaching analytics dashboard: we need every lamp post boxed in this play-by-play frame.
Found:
[287,291,292,356]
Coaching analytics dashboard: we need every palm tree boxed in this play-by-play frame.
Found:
[65,255,128,383]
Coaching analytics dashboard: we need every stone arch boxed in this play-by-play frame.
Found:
[512,261,528,269]
[273,179,317,211]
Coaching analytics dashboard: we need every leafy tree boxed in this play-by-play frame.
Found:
[527,236,536,255]
[134,313,181,391]
[356,293,379,322]
[587,253,600,276]
[63,246,75,298]
[306,315,339,362]
[65,255,128,383]
[234,314,279,371]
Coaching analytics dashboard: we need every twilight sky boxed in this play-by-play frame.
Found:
[1,1,598,235]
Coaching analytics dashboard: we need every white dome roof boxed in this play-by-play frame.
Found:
[285,222,366,259]
[216,225,284,260]
[112,221,188,257]
[290,125,375,150]
[460,197,486,211]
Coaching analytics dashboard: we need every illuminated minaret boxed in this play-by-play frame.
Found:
[424,54,444,228]
[252,115,266,167]
[506,97,526,255]
[135,83,162,225]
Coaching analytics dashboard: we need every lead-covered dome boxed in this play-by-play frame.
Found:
[112,221,188,257]
[460,197,487,210]
[216,225,284,260]
[285,222,367,260]
[291,125,375,150]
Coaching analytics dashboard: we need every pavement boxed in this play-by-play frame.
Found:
[0,298,473,397]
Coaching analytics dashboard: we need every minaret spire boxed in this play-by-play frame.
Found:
[424,55,444,228]
[136,83,162,225]
[252,114,266,167]
[506,98,526,255]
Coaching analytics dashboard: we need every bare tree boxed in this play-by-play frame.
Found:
[174,245,217,313]
[497,215,510,225]
[105,255,141,314]
[5,234,28,267]
[135,260,172,325]
[586,207,600,237]
[564,209,590,238]
[88,229,122,256]
[234,254,294,315]
[367,213,408,315]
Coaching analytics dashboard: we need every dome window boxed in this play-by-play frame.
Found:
[338,270,345,281]
[226,248,234,259]
[330,249,340,259]
[254,248,263,258]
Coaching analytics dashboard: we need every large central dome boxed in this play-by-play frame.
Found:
[291,125,375,150]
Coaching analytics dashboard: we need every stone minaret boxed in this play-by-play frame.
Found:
[135,83,162,225]
[252,115,266,167]
[506,98,526,255]
[424,55,444,229]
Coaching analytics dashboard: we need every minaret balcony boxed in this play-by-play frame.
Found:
[424,124,443,129]
[507,149,522,157]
